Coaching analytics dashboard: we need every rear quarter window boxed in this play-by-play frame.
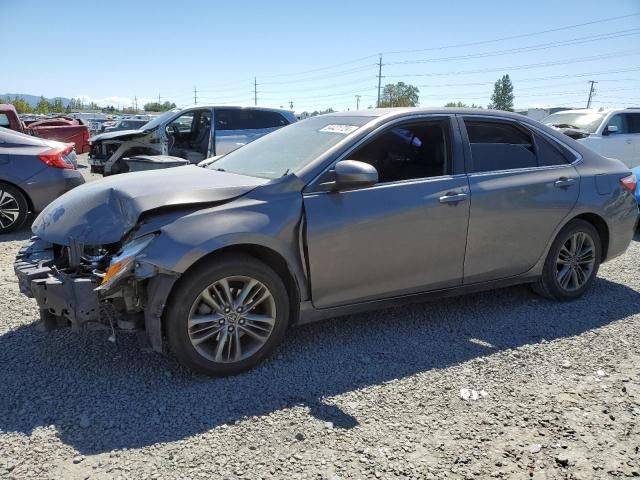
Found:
[534,132,574,166]
[464,119,537,173]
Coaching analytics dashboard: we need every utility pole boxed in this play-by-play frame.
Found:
[355,95,361,110]
[134,96,138,112]
[376,55,383,108]
[254,77,258,106]
[158,93,161,105]
[193,87,198,105]
[586,80,597,108]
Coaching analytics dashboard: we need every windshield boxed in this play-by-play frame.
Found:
[542,112,605,133]
[140,108,181,131]
[208,115,372,179]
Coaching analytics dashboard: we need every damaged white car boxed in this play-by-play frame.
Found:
[88,105,296,175]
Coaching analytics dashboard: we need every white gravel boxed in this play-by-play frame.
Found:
[1,155,639,479]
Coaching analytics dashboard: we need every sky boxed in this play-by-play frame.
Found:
[2,0,639,112]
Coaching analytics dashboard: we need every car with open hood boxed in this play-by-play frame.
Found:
[542,108,640,168]
[14,108,638,375]
[88,105,296,175]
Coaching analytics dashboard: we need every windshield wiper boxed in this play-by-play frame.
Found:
[281,168,290,177]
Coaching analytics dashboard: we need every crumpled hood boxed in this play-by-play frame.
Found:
[90,129,144,142]
[32,166,268,245]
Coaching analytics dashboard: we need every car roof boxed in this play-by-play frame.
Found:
[327,107,532,121]
[182,104,295,115]
[0,126,66,147]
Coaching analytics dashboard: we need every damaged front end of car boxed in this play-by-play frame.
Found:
[14,231,179,352]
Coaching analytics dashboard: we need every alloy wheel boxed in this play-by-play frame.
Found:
[187,276,276,363]
[555,232,596,292]
[0,188,21,230]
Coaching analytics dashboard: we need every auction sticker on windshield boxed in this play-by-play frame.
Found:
[319,124,359,135]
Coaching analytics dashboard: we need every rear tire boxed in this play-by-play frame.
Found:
[165,254,290,376]
[0,183,29,234]
[532,219,601,301]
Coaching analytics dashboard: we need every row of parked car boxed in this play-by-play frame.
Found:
[2,104,639,235]
[8,104,639,376]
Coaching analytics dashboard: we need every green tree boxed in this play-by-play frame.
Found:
[379,82,419,107]
[50,98,65,113]
[34,96,51,114]
[488,74,514,111]
[144,101,177,112]
[444,101,483,108]
[3,96,33,113]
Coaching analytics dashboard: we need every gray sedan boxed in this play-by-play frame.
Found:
[0,127,84,233]
[14,109,638,375]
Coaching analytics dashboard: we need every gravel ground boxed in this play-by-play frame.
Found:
[1,155,639,479]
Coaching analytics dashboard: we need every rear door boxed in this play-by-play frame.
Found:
[303,116,470,308]
[460,116,580,284]
[598,113,635,166]
[626,112,640,167]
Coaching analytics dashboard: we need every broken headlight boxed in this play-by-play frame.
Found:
[95,234,157,292]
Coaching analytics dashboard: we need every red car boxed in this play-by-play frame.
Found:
[0,104,90,154]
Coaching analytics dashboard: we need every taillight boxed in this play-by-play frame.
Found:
[38,145,75,169]
[620,173,637,193]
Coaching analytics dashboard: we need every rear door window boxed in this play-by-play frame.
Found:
[534,133,573,166]
[0,114,10,128]
[464,119,537,172]
[626,113,640,134]
[216,109,290,130]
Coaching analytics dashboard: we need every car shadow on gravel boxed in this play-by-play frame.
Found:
[0,223,33,243]
[0,277,639,454]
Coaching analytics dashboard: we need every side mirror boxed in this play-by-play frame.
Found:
[333,160,378,190]
[603,125,619,136]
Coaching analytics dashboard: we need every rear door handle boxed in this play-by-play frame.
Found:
[554,177,575,188]
[439,192,469,204]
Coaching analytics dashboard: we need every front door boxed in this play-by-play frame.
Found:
[303,118,470,309]
[460,117,580,284]
[599,113,636,167]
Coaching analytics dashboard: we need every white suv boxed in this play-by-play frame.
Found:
[542,108,640,168]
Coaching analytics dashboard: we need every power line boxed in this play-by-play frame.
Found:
[260,65,374,86]
[382,13,640,55]
[386,29,640,66]
[250,13,638,82]
[386,51,639,78]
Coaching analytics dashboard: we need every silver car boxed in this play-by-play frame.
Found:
[15,108,638,375]
[88,106,296,175]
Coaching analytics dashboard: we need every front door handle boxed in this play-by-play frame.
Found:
[439,192,469,204]
[554,177,575,188]
[626,138,632,144]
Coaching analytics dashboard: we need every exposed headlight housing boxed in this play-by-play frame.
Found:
[95,234,156,291]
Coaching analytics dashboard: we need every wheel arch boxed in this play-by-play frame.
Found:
[570,212,610,261]
[162,243,302,332]
[0,179,34,213]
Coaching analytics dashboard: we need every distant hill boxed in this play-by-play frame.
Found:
[0,93,71,107]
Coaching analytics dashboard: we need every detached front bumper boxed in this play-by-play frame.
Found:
[14,238,100,328]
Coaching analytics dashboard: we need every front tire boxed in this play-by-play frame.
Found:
[532,219,601,301]
[0,183,29,234]
[165,255,290,376]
